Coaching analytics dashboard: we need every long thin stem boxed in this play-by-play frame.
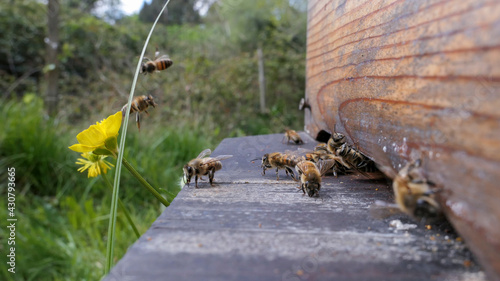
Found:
[105,0,171,275]
[122,157,170,207]
[102,174,141,239]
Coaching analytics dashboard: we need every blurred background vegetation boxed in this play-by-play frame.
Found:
[0,0,307,279]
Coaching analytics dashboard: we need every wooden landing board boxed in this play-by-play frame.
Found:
[104,134,484,281]
[304,1,500,279]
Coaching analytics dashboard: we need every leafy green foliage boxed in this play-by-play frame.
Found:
[0,0,45,96]
[139,0,201,25]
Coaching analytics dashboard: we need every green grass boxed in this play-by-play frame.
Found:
[0,95,214,280]
[0,194,159,281]
[0,95,78,197]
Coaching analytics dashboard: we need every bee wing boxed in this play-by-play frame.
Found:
[288,148,319,159]
[283,149,305,157]
[295,161,305,175]
[155,55,171,61]
[317,159,335,176]
[154,45,160,59]
[211,155,233,162]
[201,155,233,165]
[121,103,128,117]
[197,149,212,159]
[282,149,309,163]
[295,148,314,154]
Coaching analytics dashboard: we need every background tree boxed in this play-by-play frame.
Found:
[44,0,60,116]
[139,0,200,25]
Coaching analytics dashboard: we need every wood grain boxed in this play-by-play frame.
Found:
[304,0,500,280]
[104,134,484,281]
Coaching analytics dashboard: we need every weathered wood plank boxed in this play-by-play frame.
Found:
[104,134,484,281]
[304,1,500,280]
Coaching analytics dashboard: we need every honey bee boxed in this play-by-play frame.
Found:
[295,160,334,197]
[327,132,376,172]
[283,130,304,145]
[298,98,311,111]
[336,143,377,172]
[121,95,157,131]
[295,148,348,177]
[140,48,173,75]
[326,132,346,154]
[391,160,441,220]
[313,143,329,154]
[261,152,302,180]
[374,152,442,221]
[316,153,351,177]
[183,149,233,188]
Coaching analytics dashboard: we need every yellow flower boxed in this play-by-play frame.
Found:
[76,152,114,178]
[69,111,122,153]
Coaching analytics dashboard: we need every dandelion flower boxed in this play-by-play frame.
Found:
[69,111,122,153]
[76,152,114,178]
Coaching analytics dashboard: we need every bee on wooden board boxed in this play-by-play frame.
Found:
[261,152,302,181]
[372,148,442,222]
[327,132,376,172]
[313,143,329,154]
[295,148,349,177]
[140,48,173,75]
[295,159,335,197]
[121,95,157,131]
[183,149,233,188]
[326,132,346,154]
[283,129,304,145]
[336,143,377,172]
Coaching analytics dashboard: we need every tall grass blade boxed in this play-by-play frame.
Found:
[102,174,141,239]
[105,0,172,275]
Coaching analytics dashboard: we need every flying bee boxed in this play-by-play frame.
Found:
[140,48,173,75]
[183,149,233,188]
[298,98,311,111]
[261,152,302,181]
[283,129,304,145]
[121,95,157,131]
[295,160,334,197]
[373,148,442,222]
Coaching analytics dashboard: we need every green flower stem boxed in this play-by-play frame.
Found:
[102,175,141,239]
[105,0,171,275]
[122,157,170,207]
